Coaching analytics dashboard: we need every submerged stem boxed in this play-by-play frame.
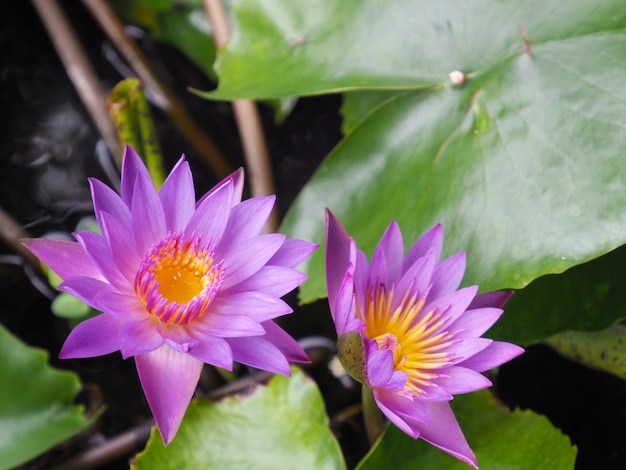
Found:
[362,385,386,445]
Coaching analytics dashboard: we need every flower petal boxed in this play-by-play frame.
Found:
[22,239,104,281]
[448,307,503,339]
[59,314,122,358]
[187,332,233,369]
[191,312,266,337]
[74,230,128,291]
[413,402,478,469]
[89,177,131,229]
[394,248,436,302]
[458,341,524,372]
[93,290,147,322]
[325,210,356,318]
[60,276,116,307]
[121,145,151,207]
[211,291,292,322]
[219,233,286,290]
[196,168,244,208]
[186,178,233,247]
[135,345,203,445]
[260,321,309,363]
[159,156,195,232]
[468,290,514,309]
[373,388,430,436]
[424,286,478,326]
[432,366,493,394]
[99,211,141,284]
[227,336,291,375]
[428,252,466,301]
[217,196,275,252]
[119,319,163,359]
[404,223,443,271]
[268,238,318,268]
[224,265,307,298]
[332,266,358,335]
[131,172,167,254]
[372,220,404,284]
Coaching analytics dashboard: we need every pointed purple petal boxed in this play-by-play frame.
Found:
[196,168,244,208]
[74,230,128,291]
[119,319,163,359]
[159,156,195,232]
[211,292,292,322]
[333,266,357,335]
[325,210,356,316]
[59,314,122,358]
[227,336,291,375]
[224,265,307,297]
[121,146,151,207]
[446,338,493,366]
[60,277,116,307]
[99,211,142,284]
[22,239,104,281]
[373,220,404,284]
[468,290,514,309]
[432,366,492,394]
[404,224,443,271]
[187,332,233,369]
[424,286,477,326]
[268,238,318,268]
[135,346,203,445]
[186,179,233,247]
[428,252,466,301]
[131,173,167,255]
[353,249,369,312]
[364,341,395,388]
[373,389,429,436]
[219,233,286,289]
[216,196,275,253]
[394,248,436,302]
[458,341,524,372]
[191,312,266,337]
[93,290,147,322]
[448,307,503,339]
[89,177,131,229]
[261,321,309,363]
[413,402,478,468]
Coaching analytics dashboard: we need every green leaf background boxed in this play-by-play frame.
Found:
[0,324,91,470]
[133,368,346,470]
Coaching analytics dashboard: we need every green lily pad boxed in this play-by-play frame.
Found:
[357,390,576,469]
[203,0,626,99]
[132,367,346,470]
[0,324,91,469]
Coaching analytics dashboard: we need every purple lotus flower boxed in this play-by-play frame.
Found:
[325,210,523,468]
[24,146,316,445]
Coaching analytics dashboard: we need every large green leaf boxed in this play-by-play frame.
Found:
[357,390,576,469]
[280,28,626,307]
[0,324,91,470]
[489,245,626,345]
[132,368,346,470]
[204,0,626,99]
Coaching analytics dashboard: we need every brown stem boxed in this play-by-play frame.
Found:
[81,0,234,177]
[31,0,119,158]
[203,0,279,233]
[0,206,42,274]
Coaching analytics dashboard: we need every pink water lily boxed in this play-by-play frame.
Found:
[325,210,523,468]
[24,146,316,445]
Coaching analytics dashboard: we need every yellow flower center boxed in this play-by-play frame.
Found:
[361,284,454,396]
[135,233,224,325]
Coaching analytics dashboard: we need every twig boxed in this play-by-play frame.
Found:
[81,0,234,178]
[31,0,119,158]
[0,206,43,274]
[203,0,279,233]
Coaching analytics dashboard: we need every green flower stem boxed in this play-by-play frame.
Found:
[362,385,385,445]
[108,78,165,188]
